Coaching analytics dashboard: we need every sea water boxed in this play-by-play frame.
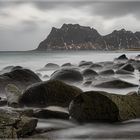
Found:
[0,51,140,139]
[0,51,139,94]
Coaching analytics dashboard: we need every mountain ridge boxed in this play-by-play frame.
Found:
[36,24,140,51]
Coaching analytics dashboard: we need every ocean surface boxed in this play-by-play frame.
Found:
[1,51,140,139]
[0,51,140,94]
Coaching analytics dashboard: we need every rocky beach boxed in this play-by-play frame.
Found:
[0,53,140,139]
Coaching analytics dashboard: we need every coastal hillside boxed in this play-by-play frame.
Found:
[36,24,140,51]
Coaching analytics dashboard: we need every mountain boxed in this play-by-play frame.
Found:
[36,24,140,51]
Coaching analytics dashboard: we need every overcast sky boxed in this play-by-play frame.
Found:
[0,0,140,51]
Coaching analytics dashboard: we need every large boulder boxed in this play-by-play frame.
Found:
[116,54,128,60]
[79,61,93,67]
[20,80,82,107]
[38,63,59,71]
[98,61,114,70]
[89,63,103,70]
[119,63,135,72]
[5,84,22,108]
[94,78,138,88]
[115,69,133,75]
[0,108,37,138]
[82,69,98,79]
[99,69,115,76]
[50,68,83,83]
[61,63,73,67]
[0,68,41,95]
[69,91,140,123]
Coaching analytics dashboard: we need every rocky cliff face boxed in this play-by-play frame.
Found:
[36,24,140,51]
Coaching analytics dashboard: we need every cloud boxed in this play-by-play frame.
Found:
[0,1,140,50]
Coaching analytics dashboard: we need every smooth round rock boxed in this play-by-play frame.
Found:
[50,68,83,83]
[20,80,82,107]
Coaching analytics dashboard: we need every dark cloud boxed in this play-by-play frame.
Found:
[91,2,140,19]
[0,1,140,19]
[0,1,140,51]
[28,1,140,20]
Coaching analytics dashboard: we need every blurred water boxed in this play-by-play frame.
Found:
[0,51,139,70]
[0,51,139,94]
[0,51,140,139]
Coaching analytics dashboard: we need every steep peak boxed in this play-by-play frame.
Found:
[61,23,80,29]
[60,23,94,31]
[120,28,126,32]
[111,28,133,35]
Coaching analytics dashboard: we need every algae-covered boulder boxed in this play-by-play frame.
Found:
[20,80,82,107]
[5,84,22,107]
[69,91,140,123]
[0,68,41,95]
[0,108,37,138]
[50,68,83,83]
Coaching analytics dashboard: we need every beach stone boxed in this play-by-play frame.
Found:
[99,69,115,76]
[50,68,83,83]
[0,108,37,138]
[79,61,93,67]
[82,69,98,78]
[61,63,73,67]
[89,63,103,70]
[0,98,7,106]
[135,54,140,59]
[43,75,49,79]
[83,81,92,87]
[5,84,22,108]
[38,63,59,71]
[69,91,140,123]
[0,68,41,95]
[119,63,134,72]
[115,69,133,75]
[45,63,59,69]
[128,59,140,70]
[113,63,126,69]
[98,61,114,70]
[20,80,82,107]
[33,109,69,120]
[11,66,23,71]
[94,78,138,89]
[116,54,128,60]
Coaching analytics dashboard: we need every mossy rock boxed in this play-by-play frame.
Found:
[5,84,22,107]
[69,91,140,123]
[0,68,41,95]
[0,108,37,138]
[20,80,82,107]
